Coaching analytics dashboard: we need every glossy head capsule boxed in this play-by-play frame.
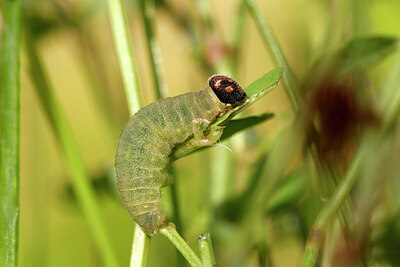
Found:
[208,75,246,104]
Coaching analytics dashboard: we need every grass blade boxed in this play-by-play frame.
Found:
[107,0,143,115]
[139,0,169,99]
[107,0,148,265]
[198,232,216,267]
[212,68,282,127]
[159,224,202,267]
[25,36,119,267]
[246,0,301,111]
[0,0,22,265]
[130,225,149,267]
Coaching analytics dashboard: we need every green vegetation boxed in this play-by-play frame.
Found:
[1,0,400,266]
[0,0,22,266]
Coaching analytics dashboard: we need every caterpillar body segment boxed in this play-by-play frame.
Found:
[115,76,245,235]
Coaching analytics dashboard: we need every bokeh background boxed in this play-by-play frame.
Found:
[8,0,400,266]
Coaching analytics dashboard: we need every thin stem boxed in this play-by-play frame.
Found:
[169,173,183,233]
[0,0,22,265]
[198,233,216,267]
[159,224,202,267]
[302,148,363,267]
[208,0,248,212]
[302,30,400,267]
[107,0,143,115]
[50,1,118,130]
[25,35,119,267]
[302,60,400,263]
[242,124,299,220]
[210,142,234,207]
[169,177,186,267]
[246,0,301,111]
[351,0,368,36]
[107,0,149,265]
[137,2,186,265]
[230,0,247,77]
[130,224,149,267]
[139,0,169,99]
[382,78,400,135]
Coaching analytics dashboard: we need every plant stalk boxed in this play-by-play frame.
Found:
[139,0,169,99]
[0,0,22,265]
[198,232,216,267]
[107,0,148,265]
[246,0,301,111]
[302,150,363,267]
[25,34,119,267]
[107,0,143,115]
[159,224,202,267]
[130,224,149,267]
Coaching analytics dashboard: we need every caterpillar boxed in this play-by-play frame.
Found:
[115,75,246,235]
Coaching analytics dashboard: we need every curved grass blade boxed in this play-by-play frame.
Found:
[220,113,274,142]
[212,67,282,127]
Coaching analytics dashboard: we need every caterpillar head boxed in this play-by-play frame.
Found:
[209,75,246,104]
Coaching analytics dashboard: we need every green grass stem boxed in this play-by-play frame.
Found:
[198,232,216,267]
[130,224,149,267]
[230,0,247,77]
[25,36,119,267]
[246,0,301,111]
[159,224,202,267]
[107,0,143,115]
[382,64,400,134]
[136,3,185,263]
[107,0,149,265]
[139,0,169,99]
[0,1,22,265]
[302,48,400,265]
[302,145,363,267]
[50,1,118,129]
[351,0,368,36]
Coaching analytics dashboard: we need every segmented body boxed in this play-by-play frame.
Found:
[115,87,227,235]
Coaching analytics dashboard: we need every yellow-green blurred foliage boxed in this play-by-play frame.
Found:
[11,0,400,266]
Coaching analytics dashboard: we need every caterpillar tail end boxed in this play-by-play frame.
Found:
[136,211,166,236]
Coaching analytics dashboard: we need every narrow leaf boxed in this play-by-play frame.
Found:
[213,67,282,126]
[220,113,274,141]
[338,36,398,75]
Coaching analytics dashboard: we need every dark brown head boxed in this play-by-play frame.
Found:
[208,75,246,104]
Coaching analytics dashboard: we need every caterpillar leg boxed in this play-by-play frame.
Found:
[192,118,210,140]
[171,118,224,160]
[191,118,223,144]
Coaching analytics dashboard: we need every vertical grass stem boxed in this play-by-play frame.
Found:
[107,0,148,265]
[25,36,119,267]
[246,0,301,111]
[198,232,216,267]
[159,224,202,267]
[0,1,22,265]
[107,0,143,115]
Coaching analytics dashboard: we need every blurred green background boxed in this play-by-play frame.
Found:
[4,0,400,266]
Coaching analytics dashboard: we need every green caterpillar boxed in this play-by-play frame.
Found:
[115,75,246,235]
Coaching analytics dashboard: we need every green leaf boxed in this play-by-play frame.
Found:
[172,69,282,160]
[338,36,398,75]
[265,167,307,216]
[212,67,282,126]
[308,36,399,80]
[220,113,274,141]
[244,68,283,97]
